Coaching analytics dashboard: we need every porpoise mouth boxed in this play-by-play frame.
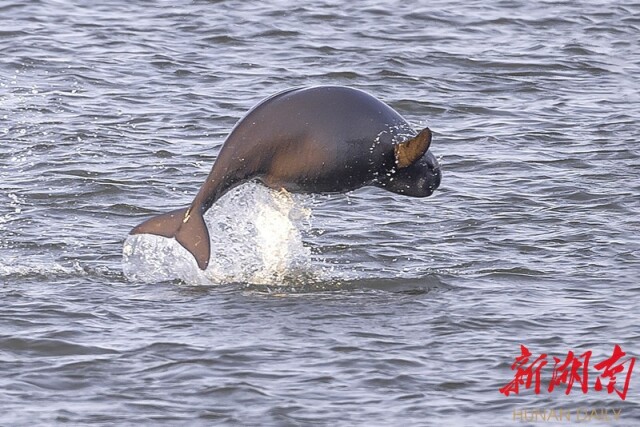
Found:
[420,170,441,197]
[375,157,441,198]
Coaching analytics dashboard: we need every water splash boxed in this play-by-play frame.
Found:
[0,257,86,279]
[122,183,322,286]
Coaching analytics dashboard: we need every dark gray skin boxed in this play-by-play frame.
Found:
[131,86,441,270]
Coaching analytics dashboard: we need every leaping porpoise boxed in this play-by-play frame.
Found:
[130,86,442,269]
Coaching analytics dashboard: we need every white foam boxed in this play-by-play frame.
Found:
[0,257,85,278]
[122,183,321,286]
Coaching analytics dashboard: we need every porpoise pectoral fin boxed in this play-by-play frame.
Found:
[394,127,432,168]
[130,206,211,270]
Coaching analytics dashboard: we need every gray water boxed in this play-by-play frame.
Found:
[2,0,639,425]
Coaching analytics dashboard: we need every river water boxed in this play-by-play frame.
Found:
[1,0,639,425]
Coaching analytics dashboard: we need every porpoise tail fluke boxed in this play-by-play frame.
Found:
[130,207,211,270]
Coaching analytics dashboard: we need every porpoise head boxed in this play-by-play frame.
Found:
[378,150,441,197]
[375,127,441,197]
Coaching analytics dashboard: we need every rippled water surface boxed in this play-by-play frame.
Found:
[2,0,639,425]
